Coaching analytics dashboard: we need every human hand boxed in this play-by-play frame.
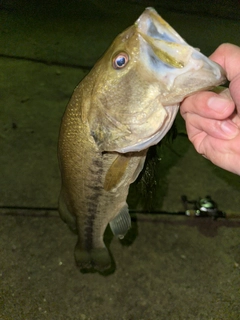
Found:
[180,43,240,175]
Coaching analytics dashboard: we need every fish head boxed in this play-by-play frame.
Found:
[86,7,226,153]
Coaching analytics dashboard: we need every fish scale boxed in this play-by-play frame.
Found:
[84,159,105,248]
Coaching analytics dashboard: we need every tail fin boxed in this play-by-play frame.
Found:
[74,245,111,272]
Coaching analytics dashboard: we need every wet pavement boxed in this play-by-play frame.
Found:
[1,1,240,319]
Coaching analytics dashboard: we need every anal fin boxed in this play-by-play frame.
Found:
[109,204,131,239]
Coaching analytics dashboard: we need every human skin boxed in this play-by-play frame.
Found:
[180,43,240,175]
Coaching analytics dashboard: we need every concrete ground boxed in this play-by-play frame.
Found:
[0,1,240,319]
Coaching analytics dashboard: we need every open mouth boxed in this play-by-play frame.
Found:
[137,8,225,82]
[136,7,187,46]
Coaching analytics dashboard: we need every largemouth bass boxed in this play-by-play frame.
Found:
[58,7,225,271]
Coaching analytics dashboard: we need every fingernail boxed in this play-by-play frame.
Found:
[221,120,239,136]
[208,96,229,112]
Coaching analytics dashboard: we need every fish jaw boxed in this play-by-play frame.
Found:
[135,7,226,101]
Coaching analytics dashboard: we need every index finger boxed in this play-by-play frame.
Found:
[210,43,240,81]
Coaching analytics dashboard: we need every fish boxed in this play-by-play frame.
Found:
[58,7,226,271]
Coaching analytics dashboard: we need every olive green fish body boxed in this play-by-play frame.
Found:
[58,7,226,271]
[58,81,146,270]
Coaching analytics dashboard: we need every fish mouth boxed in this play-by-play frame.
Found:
[135,7,226,88]
[136,7,188,69]
[136,7,186,45]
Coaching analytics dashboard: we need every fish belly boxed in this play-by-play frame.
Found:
[58,100,146,271]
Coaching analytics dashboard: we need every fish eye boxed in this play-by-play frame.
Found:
[112,52,129,69]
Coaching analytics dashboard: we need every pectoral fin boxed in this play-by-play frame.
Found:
[104,154,130,191]
[109,204,131,239]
